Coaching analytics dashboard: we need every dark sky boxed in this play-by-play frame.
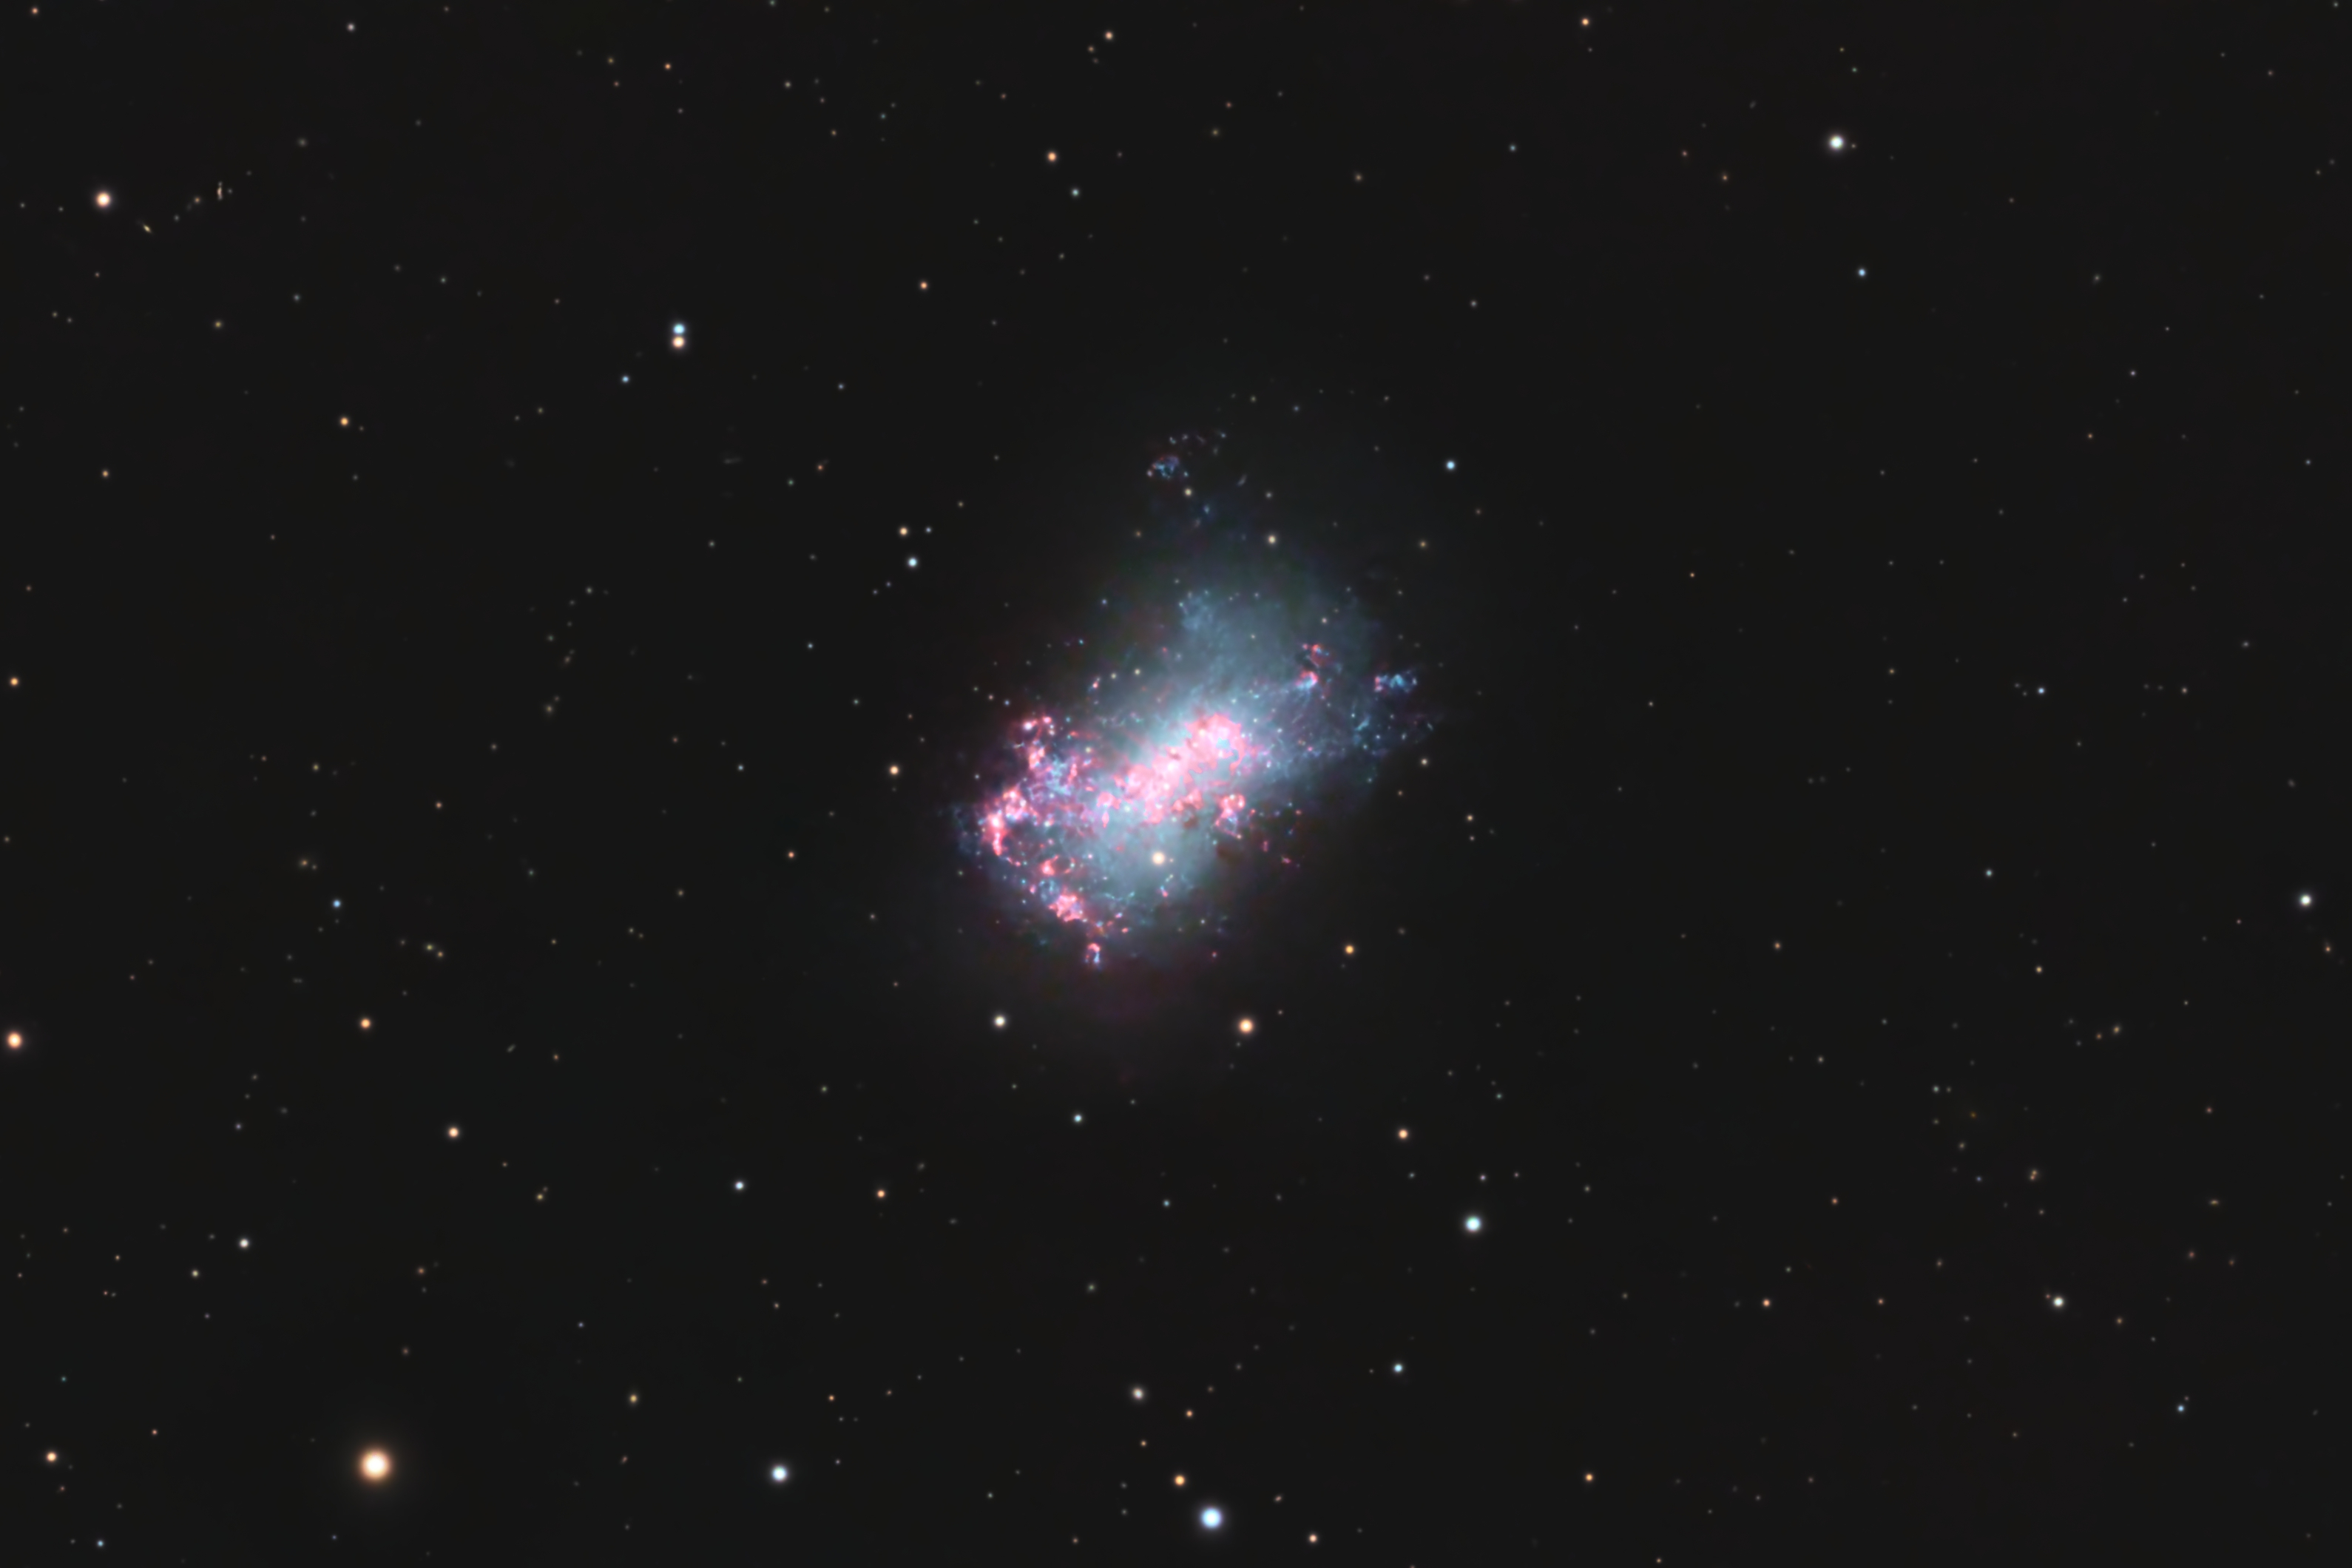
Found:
[4,1,2347,1560]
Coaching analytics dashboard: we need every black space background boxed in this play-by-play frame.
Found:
[4,1,2348,1561]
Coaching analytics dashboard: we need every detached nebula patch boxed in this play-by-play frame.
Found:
[960,433,1433,969]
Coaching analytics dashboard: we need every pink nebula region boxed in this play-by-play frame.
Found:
[967,588,1425,966]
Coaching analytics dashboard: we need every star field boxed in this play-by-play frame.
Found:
[3,1,2348,1561]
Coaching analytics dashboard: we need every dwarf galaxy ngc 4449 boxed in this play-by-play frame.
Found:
[964,442,1429,967]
